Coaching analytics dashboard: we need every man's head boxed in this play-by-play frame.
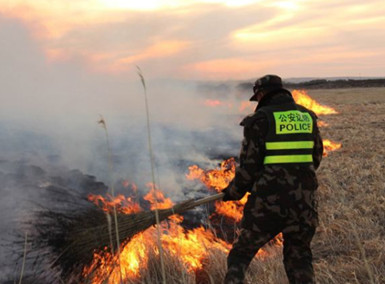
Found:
[250,74,283,101]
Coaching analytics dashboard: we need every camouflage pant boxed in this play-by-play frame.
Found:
[224,187,317,284]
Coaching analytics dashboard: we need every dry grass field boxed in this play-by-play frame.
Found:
[307,87,385,284]
[83,88,385,284]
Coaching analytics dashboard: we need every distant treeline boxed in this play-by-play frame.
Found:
[237,78,385,91]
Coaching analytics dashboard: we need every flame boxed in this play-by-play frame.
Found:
[88,194,141,214]
[83,202,275,283]
[143,183,174,210]
[317,120,329,127]
[204,99,254,113]
[83,200,232,283]
[239,101,254,112]
[204,99,222,107]
[84,222,234,283]
[186,158,249,222]
[215,194,248,222]
[161,224,231,271]
[292,90,338,115]
[122,179,137,190]
[204,99,233,109]
[83,229,152,282]
[291,90,341,154]
[84,182,234,282]
[84,158,285,283]
[323,139,342,156]
[186,158,236,191]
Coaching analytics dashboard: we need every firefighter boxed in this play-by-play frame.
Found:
[222,75,323,284]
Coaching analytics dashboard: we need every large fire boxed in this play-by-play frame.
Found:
[83,216,233,283]
[291,90,341,156]
[292,90,338,115]
[84,186,228,283]
[88,194,141,214]
[83,160,278,283]
[186,158,235,191]
[186,158,248,222]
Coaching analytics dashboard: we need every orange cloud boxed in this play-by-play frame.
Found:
[118,41,189,64]
[1,1,113,39]
[187,58,270,80]
[1,0,384,79]
[44,41,189,74]
[102,40,190,73]
[44,48,70,62]
[1,1,189,74]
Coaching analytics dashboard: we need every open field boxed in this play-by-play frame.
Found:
[307,87,385,284]
[80,87,384,284]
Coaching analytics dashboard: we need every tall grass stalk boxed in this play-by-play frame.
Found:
[106,213,114,257]
[98,115,123,283]
[136,66,166,284]
[18,231,28,284]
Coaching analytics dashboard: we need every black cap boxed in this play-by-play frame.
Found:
[250,74,283,101]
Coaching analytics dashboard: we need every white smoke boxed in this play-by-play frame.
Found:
[0,15,254,281]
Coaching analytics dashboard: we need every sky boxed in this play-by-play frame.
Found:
[0,0,384,182]
[0,0,384,183]
[1,0,384,80]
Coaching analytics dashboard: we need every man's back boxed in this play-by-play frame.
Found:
[228,90,323,200]
[223,75,323,284]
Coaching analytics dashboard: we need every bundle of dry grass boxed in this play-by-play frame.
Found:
[34,191,224,280]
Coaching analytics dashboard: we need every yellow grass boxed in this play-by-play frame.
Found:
[307,87,385,284]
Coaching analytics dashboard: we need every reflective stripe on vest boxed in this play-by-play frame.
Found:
[265,141,314,150]
[264,154,313,164]
[264,141,314,164]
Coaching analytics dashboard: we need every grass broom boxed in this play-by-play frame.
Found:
[86,192,225,248]
[43,192,224,280]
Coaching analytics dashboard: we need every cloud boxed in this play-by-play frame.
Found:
[109,40,190,72]
[187,58,270,80]
[227,0,385,77]
[1,0,384,78]
[0,1,274,78]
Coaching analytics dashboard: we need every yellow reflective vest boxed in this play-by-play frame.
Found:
[259,103,317,166]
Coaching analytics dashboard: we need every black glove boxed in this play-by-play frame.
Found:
[221,184,235,202]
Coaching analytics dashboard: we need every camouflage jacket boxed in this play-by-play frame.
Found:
[228,90,324,200]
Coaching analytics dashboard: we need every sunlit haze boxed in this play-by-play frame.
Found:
[1,0,384,79]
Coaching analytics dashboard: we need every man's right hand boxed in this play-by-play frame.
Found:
[222,184,235,202]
